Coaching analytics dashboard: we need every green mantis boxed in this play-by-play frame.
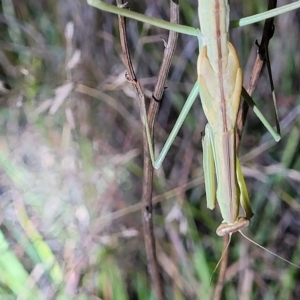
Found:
[197,0,253,236]
[87,0,300,235]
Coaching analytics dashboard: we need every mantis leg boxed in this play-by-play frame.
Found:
[242,88,281,142]
[145,82,199,169]
[88,0,300,36]
[231,1,300,28]
[202,124,216,210]
[87,0,200,37]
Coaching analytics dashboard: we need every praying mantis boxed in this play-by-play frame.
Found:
[87,0,300,235]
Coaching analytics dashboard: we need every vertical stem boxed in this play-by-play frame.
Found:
[142,1,179,298]
[236,0,277,149]
[117,1,179,298]
[213,235,230,300]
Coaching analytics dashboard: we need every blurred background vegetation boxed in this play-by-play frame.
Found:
[0,0,299,299]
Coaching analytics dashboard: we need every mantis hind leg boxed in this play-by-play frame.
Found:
[242,87,281,142]
[202,124,216,210]
[145,82,200,169]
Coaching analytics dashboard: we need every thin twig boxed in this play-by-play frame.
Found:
[236,0,278,149]
[142,1,179,298]
[116,1,179,299]
[237,2,278,291]
[213,234,229,300]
